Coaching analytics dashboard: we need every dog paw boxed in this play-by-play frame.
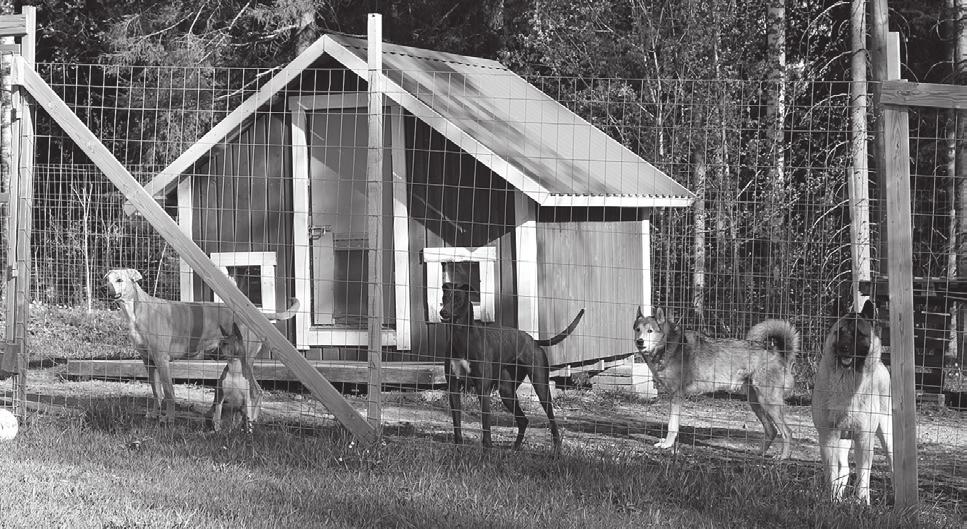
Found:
[654,439,675,449]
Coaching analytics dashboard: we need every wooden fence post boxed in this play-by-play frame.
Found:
[366,13,384,429]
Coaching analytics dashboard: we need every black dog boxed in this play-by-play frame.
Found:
[439,282,584,452]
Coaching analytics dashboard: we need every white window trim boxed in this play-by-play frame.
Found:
[423,246,498,323]
[210,251,277,314]
[289,93,411,349]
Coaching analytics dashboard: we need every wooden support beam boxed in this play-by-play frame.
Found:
[883,103,919,509]
[880,80,967,110]
[366,13,384,429]
[0,15,26,38]
[514,192,538,337]
[65,359,447,387]
[13,57,378,445]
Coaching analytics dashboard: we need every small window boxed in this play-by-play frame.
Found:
[422,246,496,323]
[210,251,277,314]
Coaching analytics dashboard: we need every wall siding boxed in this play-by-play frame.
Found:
[537,220,644,366]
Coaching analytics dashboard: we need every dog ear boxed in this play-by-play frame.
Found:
[654,307,666,323]
[127,269,143,283]
[636,305,644,319]
[859,298,876,321]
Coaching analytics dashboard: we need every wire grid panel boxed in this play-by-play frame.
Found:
[6,57,963,510]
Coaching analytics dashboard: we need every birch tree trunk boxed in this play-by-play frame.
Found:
[849,0,872,311]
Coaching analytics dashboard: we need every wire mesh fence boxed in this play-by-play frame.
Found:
[2,51,964,511]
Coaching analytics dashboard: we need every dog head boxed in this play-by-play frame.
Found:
[216,323,246,360]
[827,299,881,370]
[634,306,679,369]
[103,268,143,302]
[439,282,471,323]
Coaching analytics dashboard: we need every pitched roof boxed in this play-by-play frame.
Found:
[136,34,693,210]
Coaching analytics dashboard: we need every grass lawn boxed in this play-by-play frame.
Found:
[0,304,960,528]
[0,398,953,529]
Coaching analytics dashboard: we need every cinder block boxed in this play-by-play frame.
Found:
[517,379,560,400]
[593,362,657,400]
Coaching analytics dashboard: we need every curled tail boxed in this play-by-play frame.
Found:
[535,309,586,347]
[746,319,801,362]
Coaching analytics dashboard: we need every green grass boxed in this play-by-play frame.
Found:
[0,400,953,529]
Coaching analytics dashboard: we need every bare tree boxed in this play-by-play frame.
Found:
[764,0,787,316]
[849,0,871,310]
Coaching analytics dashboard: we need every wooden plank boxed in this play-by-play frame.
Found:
[290,104,312,347]
[640,218,652,315]
[366,14,384,428]
[12,6,34,417]
[881,80,967,110]
[514,191,538,336]
[0,44,19,54]
[390,104,411,350]
[65,360,447,386]
[14,59,378,444]
[177,176,194,301]
[0,15,26,38]
[883,105,919,509]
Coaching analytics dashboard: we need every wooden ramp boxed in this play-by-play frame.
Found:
[65,359,446,387]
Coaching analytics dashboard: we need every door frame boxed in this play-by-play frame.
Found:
[290,93,411,349]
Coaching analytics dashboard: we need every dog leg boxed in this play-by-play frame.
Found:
[239,341,264,426]
[530,376,561,453]
[447,373,463,445]
[876,412,894,475]
[498,379,529,451]
[854,430,875,505]
[748,387,778,457]
[212,390,226,433]
[818,428,850,501]
[478,382,494,449]
[155,359,177,425]
[142,356,164,420]
[242,383,255,434]
[757,389,792,460]
[656,395,681,449]
[833,436,852,501]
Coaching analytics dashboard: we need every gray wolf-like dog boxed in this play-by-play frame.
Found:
[105,268,298,423]
[811,299,893,504]
[634,307,801,459]
[212,324,261,432]
[440,282,584,452]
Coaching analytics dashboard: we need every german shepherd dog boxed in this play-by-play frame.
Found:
[634,307,801,459]
[439,282,584,452]
[811,300,893,504]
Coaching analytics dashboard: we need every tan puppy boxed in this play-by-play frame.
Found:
[812,300,893,504]
[104,268,297,422]
[212,327,260,432]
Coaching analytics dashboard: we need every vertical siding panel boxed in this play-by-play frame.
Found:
[538,221,643,366]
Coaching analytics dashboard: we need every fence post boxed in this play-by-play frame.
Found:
[366,13,384,430]
[882,101,920,510]
[1,6,34,418]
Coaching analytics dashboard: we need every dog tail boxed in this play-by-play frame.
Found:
[263,298,301,321]
[746,319,801,361]
[535,309,586,347]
